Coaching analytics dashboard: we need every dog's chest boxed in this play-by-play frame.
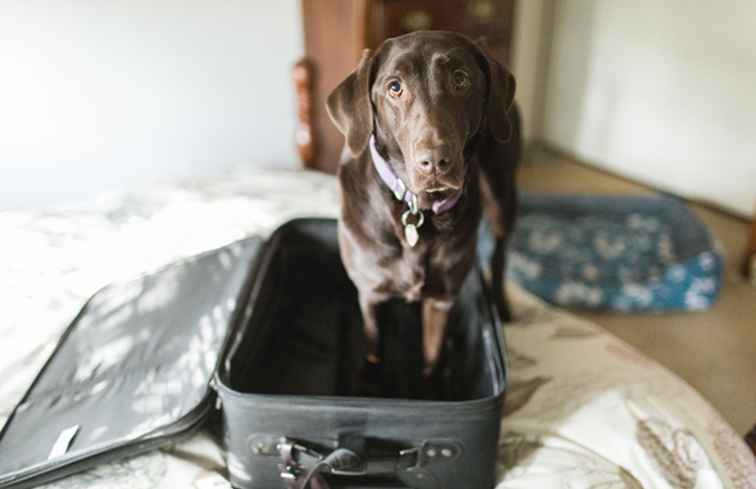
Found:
[383,235,451,302]
[391,246,427,302]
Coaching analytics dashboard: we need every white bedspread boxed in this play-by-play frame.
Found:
[1,169,753,489]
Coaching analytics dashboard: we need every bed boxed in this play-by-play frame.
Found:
[1,169,754,489]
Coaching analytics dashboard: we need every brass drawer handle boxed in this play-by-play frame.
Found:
[401,10,432,31]
[468,0,495,22]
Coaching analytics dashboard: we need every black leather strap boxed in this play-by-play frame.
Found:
[279,442,331,489]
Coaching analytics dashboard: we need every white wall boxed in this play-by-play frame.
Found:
[542,0,756,217]
[511,0,553,144]
[0,1,303,209]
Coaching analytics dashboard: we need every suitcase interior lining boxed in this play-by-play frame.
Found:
[224,221,500,402]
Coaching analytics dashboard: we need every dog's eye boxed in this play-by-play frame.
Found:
[452,69,471,92]
[387,80,403,97]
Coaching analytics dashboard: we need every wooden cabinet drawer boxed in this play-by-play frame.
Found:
[370,0,514,64]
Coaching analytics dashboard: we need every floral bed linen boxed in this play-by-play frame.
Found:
[0,169,753,489]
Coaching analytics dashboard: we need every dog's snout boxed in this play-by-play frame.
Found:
[415,145,452,174]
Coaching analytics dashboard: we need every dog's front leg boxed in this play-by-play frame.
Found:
[422,298,453,376]
[359,292,382,364]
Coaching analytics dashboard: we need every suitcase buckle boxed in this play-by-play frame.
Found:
[399,440,461,470]
[396,441,459,489]
[399,446,423,468]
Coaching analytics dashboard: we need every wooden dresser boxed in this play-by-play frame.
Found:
[296,0,516,174]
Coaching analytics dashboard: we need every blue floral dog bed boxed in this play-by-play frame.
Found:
[479,194,723,312]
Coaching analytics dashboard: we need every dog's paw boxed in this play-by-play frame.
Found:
[352,356,384,397]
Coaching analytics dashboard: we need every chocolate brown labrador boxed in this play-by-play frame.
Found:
[327,31,520,375]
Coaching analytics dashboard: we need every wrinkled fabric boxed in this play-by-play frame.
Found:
[0,169,753,489]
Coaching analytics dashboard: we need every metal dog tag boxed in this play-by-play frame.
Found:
[401,208,424,248]
[405,224,419,247]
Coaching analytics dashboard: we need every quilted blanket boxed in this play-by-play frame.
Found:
[0,169,753,489]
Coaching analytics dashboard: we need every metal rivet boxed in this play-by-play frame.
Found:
[426,448,437,457]
[441,448,453,457]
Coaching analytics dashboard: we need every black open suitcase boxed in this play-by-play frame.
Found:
[0,219,508,489]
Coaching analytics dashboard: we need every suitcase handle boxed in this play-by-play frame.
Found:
[279,443,363,489]
[277,436,459,489]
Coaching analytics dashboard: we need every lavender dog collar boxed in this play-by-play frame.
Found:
[368,136,462,215]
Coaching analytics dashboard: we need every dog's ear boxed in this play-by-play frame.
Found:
[326,49,374,157]
[476,41,516,143]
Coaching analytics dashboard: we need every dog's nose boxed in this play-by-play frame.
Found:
[415,146,452,174]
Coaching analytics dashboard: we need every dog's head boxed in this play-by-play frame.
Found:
[327,31,515,208]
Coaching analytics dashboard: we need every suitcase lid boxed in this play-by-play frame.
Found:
[0,237,263,489]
